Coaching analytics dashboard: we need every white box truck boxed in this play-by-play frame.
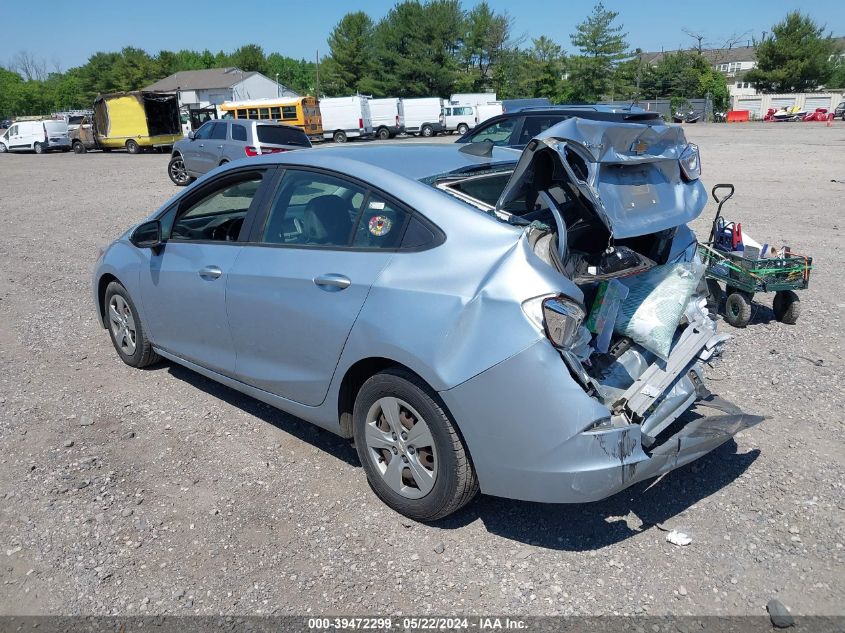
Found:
[402,97,444,137]
[449,92,497,107]
[319,96,374,143]
[369,98,405,140]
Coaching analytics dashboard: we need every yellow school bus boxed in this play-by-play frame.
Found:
[220,96,323,138]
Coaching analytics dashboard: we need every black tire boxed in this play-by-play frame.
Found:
[377,127,390,141]
[168,155,194,186]
[34,142,44,154]
[0,142,7,153]
[352,368,478,522]
[421,124,434,138]
[457,124,469,135]
[724,290,753,328]
[773,290,801,324]
[104,281,160,368]
[72,141,86,154]
[125,139,140,154]
[333,130,347,143]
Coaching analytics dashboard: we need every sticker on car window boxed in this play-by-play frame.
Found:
[368,215,392,236]
[369,201,386,210]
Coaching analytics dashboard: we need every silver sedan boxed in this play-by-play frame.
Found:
[93,120,761,521]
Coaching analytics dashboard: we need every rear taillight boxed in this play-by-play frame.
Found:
[358,117,363,130]
[245,146,288,157]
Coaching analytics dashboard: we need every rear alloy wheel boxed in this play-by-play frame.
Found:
[333,130,347,143]
[34,142,44,154]
[72,141,86,154]
[353,369,478,521]
[457,123,469,135]
[420,125,434,138]
[125,139,140,154]
[168,155,193,186]
[377,127,390,141]
[104,281,159,368]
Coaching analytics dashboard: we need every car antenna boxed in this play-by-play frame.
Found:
[458,139,494,158]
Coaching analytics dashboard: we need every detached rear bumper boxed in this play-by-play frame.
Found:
[439,339,762,504]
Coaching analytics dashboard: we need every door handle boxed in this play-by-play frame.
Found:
[199,265,223,280]
[314,273,351,290]
[216,145,223,149]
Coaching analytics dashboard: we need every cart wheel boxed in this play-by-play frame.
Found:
[773,290,800,324]
[724,290,753,328]
[706,278,723,317]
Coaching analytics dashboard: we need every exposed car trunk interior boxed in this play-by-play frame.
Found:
[436,135,717,453]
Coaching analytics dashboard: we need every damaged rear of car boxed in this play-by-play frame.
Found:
[433,118,763,503]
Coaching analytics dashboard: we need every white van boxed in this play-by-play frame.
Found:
[369,98,405,140]
[402,98,444,137]
[441,105,478,135]
[0,119,71,154]
[319,96,374,143]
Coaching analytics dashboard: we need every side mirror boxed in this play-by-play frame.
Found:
[187,130,196,140]
[130,219,162,249]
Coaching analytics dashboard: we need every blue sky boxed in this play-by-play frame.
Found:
[1,0,842,71]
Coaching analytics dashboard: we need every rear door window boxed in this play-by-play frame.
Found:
[209,122,228,140]
[231,124,247,142]
[256,125,310,147]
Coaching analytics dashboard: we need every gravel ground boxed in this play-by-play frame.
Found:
[0,123,842,617]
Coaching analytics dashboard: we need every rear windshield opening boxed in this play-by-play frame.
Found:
[256,125,310,147]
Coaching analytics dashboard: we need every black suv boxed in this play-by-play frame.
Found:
[454,105,662,150]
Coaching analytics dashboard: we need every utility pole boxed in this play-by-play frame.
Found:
[315,50,320,97]
[276,73,280,97]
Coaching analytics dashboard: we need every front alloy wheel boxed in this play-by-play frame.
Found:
[168,155,192,186]
[109,294,137,356]
[104,281,159,368]
[353,369,478,521]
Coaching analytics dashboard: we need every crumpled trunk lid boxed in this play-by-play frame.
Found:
[495,117,708,239]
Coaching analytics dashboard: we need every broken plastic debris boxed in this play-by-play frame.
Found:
[665,530,692,546]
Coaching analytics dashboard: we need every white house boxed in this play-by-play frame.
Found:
[143,67,298,109]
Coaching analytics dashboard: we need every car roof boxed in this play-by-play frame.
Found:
[249,143,520,181]
[487,107,662,122]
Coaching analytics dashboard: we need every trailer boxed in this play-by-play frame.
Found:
[71,91,182,154]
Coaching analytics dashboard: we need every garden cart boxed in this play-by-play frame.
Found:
[698,184,813,328]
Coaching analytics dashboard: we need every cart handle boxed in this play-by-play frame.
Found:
[708,184,736,244]
[711,184,735,205]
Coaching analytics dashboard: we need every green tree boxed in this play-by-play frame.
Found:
[746,11,839,92]
[322,12,376,94]
[523,36,570,101]
[370,0,464,97]
[458,2,511,91]
[568,2,629,101]
[0,67,24,116]
[640,50,729,111]
[229,44,267,73]
[266,54,316,94]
